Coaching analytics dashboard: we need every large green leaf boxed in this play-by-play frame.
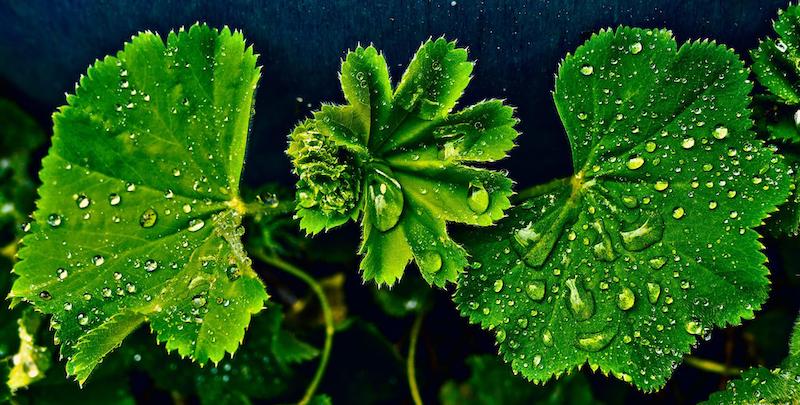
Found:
[751,4,800,236]
[454,27,791,391]
[287,40,519,287]
[10,24,268,384]
[703,313,800,404]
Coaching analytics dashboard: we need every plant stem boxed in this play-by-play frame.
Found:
[408,311,425,405]
[254,251,334,405]
[514,176,572,202]
[685,356,741,376]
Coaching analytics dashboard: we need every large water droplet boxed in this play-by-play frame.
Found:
[47,213,62,227]
[590,220,617,262]
[92,255,105,266]
[192,295,207,308]
[617,287,635,311]
[575,328,617,352]
[620,210,664,251]
[419,250,443,273]
[542,329,554,347]
[76,195,91,209]
[525,281,546,301]
[188,219,205,232]
[39,291,52,300]
[139,208,157,228]
[144,259,158,272]
[109,193,121,206]
[712,126,728,140]
[467,182,490,214]
[647,282,661,304]
[493,279,504,293]
[629,42,643,54]
[685,320,702,335]
[369,169,404,232]
[565,277,595,321]
[626,155,645,170]
[580,64,594,76]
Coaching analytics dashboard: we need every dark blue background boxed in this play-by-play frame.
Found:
[0,0,788,189]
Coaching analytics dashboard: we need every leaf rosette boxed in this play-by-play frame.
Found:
[454,27,791,390]
[288,39,520,286]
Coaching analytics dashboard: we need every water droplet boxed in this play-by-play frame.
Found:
[188,219,205,232]
[77,313,89,326]
[654,180,669,192]
[493,279,504,293]
[525,281,546,301]
[192,295,207,308]
[542,329,554,347]
[620,210,664,251]
[496,328,507,343]
[76,195,91,209]
[565,278,594,321]
[580,64,594,76]
[627,155,645,170]
[649,256,667,269]
[646,282,661,304]
[617,287,636,311]
[57,268,68,280]
[369,170,404,232]
[92,255,105,266]
[467,182,490,214]
[64,302,73,311]
[144,259,158,272]
[47,213,62,227]
[713,126,728,140]
[685,320,702,335]
[109,193,121,206]
[681,137,695,149]
[226,264,241,281]
[39,291,52,300]
[590,220,617,262]
[576,328,617,352]
[139,208,157,228]
[672,207,685,219]
[629,42,643,54]
[419,250,443,273]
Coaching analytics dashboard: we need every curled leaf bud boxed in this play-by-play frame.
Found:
[287,121,361,215]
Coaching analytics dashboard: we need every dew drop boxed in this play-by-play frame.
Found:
[57,268,68,280]
[109,193,121,206]
[672,207,685,219]
[685,320,702,335]
[626,155,645,170]
[467,182,490,214]
[617,287,635,311]
[39,291,52,300]
[681,137,695,149]
[565,278,594,321]
[580,64,594,76]
[92,255,105,266]
[77,313,89,326]
[144,259,158,272]
[576,328,617,352]
[629,42,643,54]
[654,180,669,192]
[646,282,661,304]
[649,256,667,270]
[420,250,443,273]
[188,218,205,232]
[76,195,91,209]
[47,213,62,227]
[192,295,207,308]
[369,170,404,232]
[619,210,664,251]
[493,279,504,293]
[525,281,546,301]
[139,208,157,228]
[713,126,728,140]
[542,329,554,347]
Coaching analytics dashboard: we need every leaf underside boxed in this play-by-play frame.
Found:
[291,39,519,287]
[751,4,800,236]
[10,24,267,384]
[454,27,791,391]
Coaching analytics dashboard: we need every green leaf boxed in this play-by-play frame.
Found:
[287,39,519,287]
[751,5,800,236]
[0,99,45,229]
[703,313,800,404]
[122,304,317,404]
[10,24,268,384]
[454,27,792,391]
[7,310,51,392]
[439,355,597,405]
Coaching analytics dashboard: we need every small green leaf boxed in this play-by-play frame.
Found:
[7,310,50,392]
[751,5,800,236]
[0,99,45,229]
[287,40,519,287]
[10,24,268,383]
[703,313,800,404]
[454,27,792,391]
[439,355,597,405]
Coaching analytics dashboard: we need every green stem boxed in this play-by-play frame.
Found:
[514,176,572,202]
[685,356,741,377]
[408,311,425,405]
[254,251,334,405]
